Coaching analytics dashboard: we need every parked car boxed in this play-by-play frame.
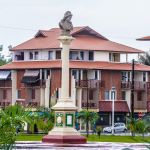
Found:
[103,123,127,133]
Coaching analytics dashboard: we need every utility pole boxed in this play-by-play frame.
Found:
[111,86,115,135]
[131,59,135,119]
[86,70,89,111]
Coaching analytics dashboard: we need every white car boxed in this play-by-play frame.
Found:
[103,123,127,133]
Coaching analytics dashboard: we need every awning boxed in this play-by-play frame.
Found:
[21,70,40,84]
[0,71,11,80]
[99,101,130,113]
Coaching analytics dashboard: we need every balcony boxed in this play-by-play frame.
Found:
[16,99,40,107]
[0,80,12,88]
[0,100,11,107]
[121,81,147,90]
[76,80,104,89]
[147,101,150,112]
[134,100,147,110]
[24,80,46,88]
[82,102,98,109]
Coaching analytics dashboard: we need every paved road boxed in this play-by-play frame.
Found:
[14,142,150,150]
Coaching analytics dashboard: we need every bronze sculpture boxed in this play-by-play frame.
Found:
[59,11,73,36]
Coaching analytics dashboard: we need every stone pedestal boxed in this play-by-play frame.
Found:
[42,36,86,144]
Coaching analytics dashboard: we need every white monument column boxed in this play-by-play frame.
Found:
[42,11,86,144]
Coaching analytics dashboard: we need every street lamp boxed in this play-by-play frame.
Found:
[111,86,116,135]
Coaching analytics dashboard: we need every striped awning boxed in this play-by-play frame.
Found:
[22,70,39,84]
[0,71,11,80]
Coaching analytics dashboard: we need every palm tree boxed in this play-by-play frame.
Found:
[77,110,99,137]
[139,51,150,66]
[0,104,29,149]
[27,106,54,134]
[127,116,137,137]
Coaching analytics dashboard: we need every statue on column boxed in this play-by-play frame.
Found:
[59,11,73,36]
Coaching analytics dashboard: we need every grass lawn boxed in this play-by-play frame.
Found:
[16,134,150,143]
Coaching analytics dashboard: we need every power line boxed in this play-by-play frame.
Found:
[0,25,37,31]
[0,24,148,40]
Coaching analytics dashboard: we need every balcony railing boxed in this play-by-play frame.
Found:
[24,80,46,88]
[76,79,104,89]
[82,102,98,109]
[0,80,12,88]
[147,101,150,112]
[121,81,148,90]
[0,100,11,107]
[16,99,40,107]
[134,100,147,110]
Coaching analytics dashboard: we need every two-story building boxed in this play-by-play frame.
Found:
[0,26,150,128]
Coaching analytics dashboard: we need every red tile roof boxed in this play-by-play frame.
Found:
[137,36,150,41]
[11,26,143,53]
[1,60,150,71]
[99,101,130,112]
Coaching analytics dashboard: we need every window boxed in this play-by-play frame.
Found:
[89,51,94,60]
[42,70,45,80]
[109,53,120,62]
[109,53,112,61]
[122,91,126,100]
[3,90,7,99]
[105,91,110,100]
[47,70,51,79]
[95,70,98,79]
[56,88,59,99]
[111,90,116,100]
[34,51,38,60]
[122,71,130,81]
[89,90,94,100]
[18,90,21,99]
[56,51,61,59]
[31,89,35,99]
[29,52,33,60]
[20,52,24,60]
[137,91,142,101]
[143,72,146,82]
[70,51,78,60]
[48,51,53,60]
[80,51,84,60]
[72,70,78,79]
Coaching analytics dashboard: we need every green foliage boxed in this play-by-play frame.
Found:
[139,52,150,66]
[136,120,145,135]
[96,126,102,139]
[127,116,137,137]
[0,104,29,149]
[27,107,54,134]
[127,115,149,138]
[77,110,99,137]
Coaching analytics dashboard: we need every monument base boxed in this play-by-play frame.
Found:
[42,135,86,144]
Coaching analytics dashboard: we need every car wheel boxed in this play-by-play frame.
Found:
[124,129,127,133]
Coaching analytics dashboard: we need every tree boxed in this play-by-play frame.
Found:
[135,120,148,138]
[139,51,150,66]
[127,116,137,137]
[0,104,29,149]
[77,110,99,137]
[27,107,54,134]
[96,126,102,139]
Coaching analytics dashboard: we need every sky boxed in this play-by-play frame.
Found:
[0,0,150,59]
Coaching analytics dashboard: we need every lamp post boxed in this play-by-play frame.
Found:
[131,59,135,119]
[111,86,115,135]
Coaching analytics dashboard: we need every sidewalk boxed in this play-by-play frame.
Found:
[14,141,150,150]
